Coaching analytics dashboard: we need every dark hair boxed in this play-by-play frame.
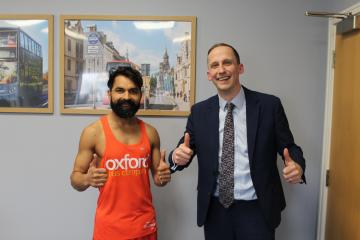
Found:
[207,43,241,64]
[107,67,143,90]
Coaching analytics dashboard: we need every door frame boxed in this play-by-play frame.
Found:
[317,3,360,240]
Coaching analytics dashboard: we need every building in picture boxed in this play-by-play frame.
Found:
[174,32,191,104]
[64,20,85,105]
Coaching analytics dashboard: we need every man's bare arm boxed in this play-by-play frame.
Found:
[146,124,171,186]
[70,125,107,191]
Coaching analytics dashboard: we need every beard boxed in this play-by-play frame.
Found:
[110,98,140,118]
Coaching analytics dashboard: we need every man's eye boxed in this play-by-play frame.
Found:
[130,89,140,94]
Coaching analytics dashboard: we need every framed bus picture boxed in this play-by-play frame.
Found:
[0,15,53,113]
[60,15,196,116]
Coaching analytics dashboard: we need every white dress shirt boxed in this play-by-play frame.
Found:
[214,87,257,200]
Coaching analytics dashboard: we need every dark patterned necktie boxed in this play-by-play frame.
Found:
[219,102,235,208]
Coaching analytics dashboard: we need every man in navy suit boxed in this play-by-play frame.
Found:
[169,43,306,240]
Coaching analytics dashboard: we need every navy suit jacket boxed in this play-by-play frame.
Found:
[169,86,306,229]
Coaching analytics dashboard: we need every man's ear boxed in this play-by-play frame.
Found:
[207,71,211,81]
[239,64,244,74]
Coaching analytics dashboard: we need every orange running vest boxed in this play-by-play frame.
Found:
[93,116,156,240]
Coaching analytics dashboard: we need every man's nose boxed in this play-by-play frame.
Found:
[123,91,130,99]
[218,65,226,73]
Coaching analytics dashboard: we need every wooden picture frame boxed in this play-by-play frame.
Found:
[0,15,53,113]
[60,15,196,116]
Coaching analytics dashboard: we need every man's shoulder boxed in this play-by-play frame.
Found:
[82,119,102,137]
[243,86,280,104]
[140,119,159,142]
[142,120,157,134]
[191,95,218,111]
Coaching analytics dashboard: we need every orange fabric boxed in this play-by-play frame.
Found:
[93,116,156,240]
[129,231,157,240]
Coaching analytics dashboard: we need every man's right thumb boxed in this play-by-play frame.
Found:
[90,154,98,167]
[184,133,190,147]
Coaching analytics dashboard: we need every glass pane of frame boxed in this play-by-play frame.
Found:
[0,15,53,113]
[60,15,196,116]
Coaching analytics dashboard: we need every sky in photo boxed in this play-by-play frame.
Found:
[79,20,192,74]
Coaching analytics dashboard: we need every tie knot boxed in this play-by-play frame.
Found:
[226,102,235,112]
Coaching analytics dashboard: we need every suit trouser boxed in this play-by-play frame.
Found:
[204,197,275,240]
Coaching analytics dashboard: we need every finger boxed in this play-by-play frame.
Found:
[93,177,107,185]
[161,149,166,160]
[159,174,163,185]
[160,168,171,173]
[158,168,169,176]
[175,154,192,164]
[175,158,187,165]
[159,150,167,165]
[177,158,190,166]
[283,169,301,180]
[94,168,107,173]
[158,164,170,172]
[94,172,108,178]
[159,170,171,175]
[179,144,193,155]
[173,149,190,165]
[159,173,171,183]
[91,178,107,187]
[184,133,190,147]
[161,173,171,180]
[158,166,170,172]
[284,169,301,178]
[161,178,170,184]
[90,154,99,167]
[93,175,107,181]
[283,164,295,174]
[94,182,106,187]
[176,149,193,159]
[94,177,107,184]
[283,148,292,166]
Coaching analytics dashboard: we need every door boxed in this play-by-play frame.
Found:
[325,17,360,240]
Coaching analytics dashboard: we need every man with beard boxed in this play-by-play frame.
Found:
[70,67,171,240]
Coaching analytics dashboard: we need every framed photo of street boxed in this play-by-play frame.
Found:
[60,15,196,116]
[0,15,54,113]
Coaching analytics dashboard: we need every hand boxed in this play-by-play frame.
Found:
[86,154,108,188]
[173,133,193,166]
[283,148,303,184]
[156,150,171,186]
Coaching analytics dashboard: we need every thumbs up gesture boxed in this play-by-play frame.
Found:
[282,148,303,184]
[86,154,108,188]
[173,133,193,166]
[156,150,171,186]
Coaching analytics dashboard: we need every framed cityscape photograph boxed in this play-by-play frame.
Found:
[60,15,196,116]
[0,15,53,113]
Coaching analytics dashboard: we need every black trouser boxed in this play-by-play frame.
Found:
[204,197,275,240]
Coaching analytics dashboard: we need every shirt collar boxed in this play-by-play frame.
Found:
[218,86,245,111]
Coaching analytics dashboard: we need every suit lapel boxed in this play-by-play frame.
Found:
[206,96,220,171]
[244,87,260,166]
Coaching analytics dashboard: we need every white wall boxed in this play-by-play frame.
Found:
[0,0,332,239]
[326,0,360,11]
